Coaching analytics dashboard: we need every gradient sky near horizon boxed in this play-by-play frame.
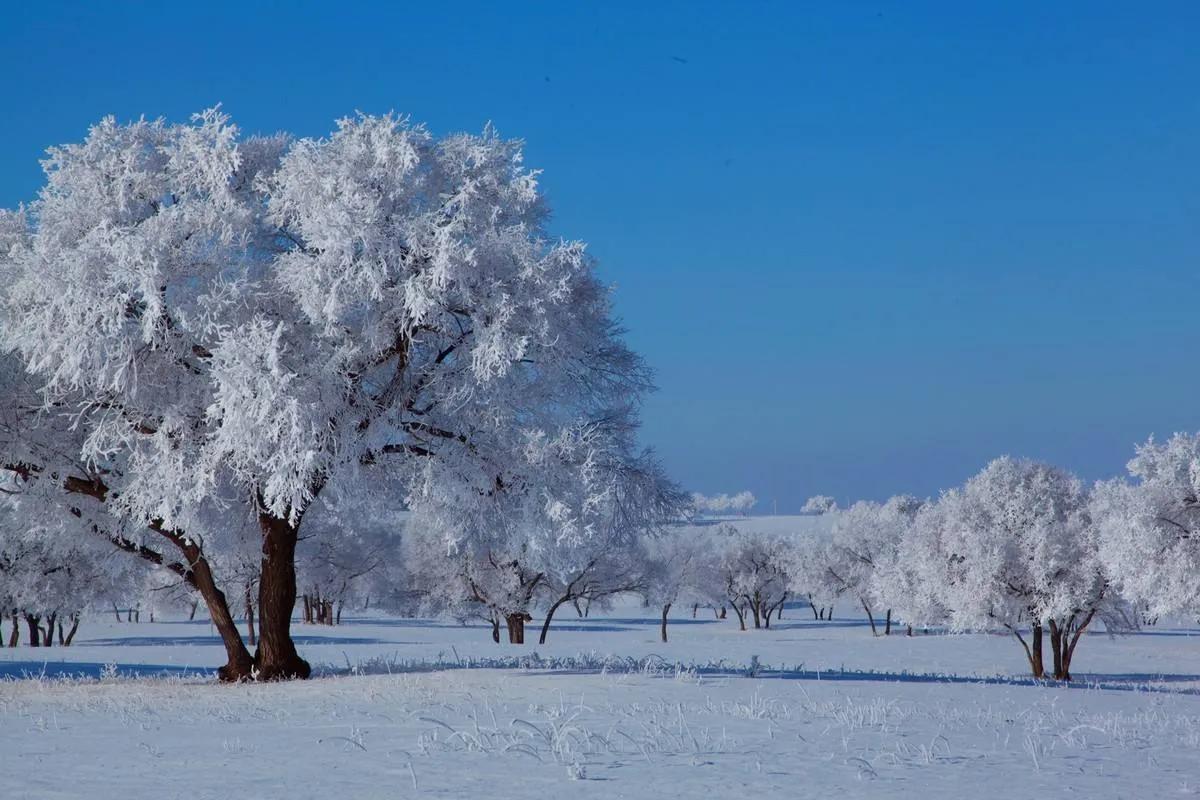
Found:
[2,2,1198,511]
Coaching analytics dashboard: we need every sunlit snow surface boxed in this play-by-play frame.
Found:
[1,599,1197,799]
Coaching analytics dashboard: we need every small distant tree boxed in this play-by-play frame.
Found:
[715,526,790,630]
[802,495,838,515]
[640,528,706,642]
[691,491,756,517]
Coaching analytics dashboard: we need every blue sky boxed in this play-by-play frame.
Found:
[2,2,1198,510]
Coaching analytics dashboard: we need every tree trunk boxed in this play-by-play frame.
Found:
[490,614,501,644]
[42,613,56,648]
[8,611,18,647]
[183,541,254,682]
[660,603,671,643]
[189,600,199,621]
[731,602,747,631]
[861,599,877,636]
[25,614,40,647]
[506,612,529,644]
[112,603,121,622]
[245,586,257,648]
[1013,623,1045,678]
[302,594,312,624]
[572,598,584,618]
[1060,610,1095,682]
[884,608,892,636]
[750,594,762,629]
[335,599,343,625]
[64,615,80,646]
[254,512,310,680]
[538,598,572,645]
[766,593,787,628]
[1048,619,1064,679]
[810,601,820,620]
[57,620,65,646]
[692,603,699,619]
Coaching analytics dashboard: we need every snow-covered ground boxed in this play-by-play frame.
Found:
[1,602,1198,799]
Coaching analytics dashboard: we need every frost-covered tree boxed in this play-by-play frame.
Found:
[691,491,756,517]
[641,527,707,642]
[0,109,658,680]
[714,525,790,631]
[802,495,838,515]
[825,496,923,635]
[925,458,1115,680]
[1091,433,1200,621]
[407,434,681,644]
[871,500,948,634]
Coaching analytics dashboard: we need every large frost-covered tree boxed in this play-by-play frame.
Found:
[0,108,661,680]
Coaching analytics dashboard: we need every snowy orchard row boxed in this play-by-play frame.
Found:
[0,108,682,681]
[680,443,1200,683]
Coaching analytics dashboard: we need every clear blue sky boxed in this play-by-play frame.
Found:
[2,2,1198,511]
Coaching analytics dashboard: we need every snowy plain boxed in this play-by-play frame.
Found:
[1,595,1198,800]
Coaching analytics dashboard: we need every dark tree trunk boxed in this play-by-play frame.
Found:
[572,598,584,618]
[1060,610,1095,682]
[692,603,699,619]
[183,540,254,682]
[538,598,571,645]
[254,512,310,680]
[490,614,501,643]
[766,592,787,628]
[112,603,121,623]
[1048,620,1064,679]
[8,611,18,647]
[25,614,40,647]
[244,586,257,648]
[1031,624,1045,678]
[42,613,56,648]
[810,601,820,620]
[506,613,529,644]
[750,594,762,629]
[884,608,892,636]
[189,600,199,621]
[57,620,64,646]
[660,603,671,643]
[336,599,343,625]
[731,602,747,631]
[861,599,877,636]
[63,615,80,646]
[1048,612,1093,682]
[906,624,913,637]
[302,594,312,624]
[1013,623,1045,678]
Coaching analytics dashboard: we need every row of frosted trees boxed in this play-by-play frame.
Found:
[639,441,1200,682]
